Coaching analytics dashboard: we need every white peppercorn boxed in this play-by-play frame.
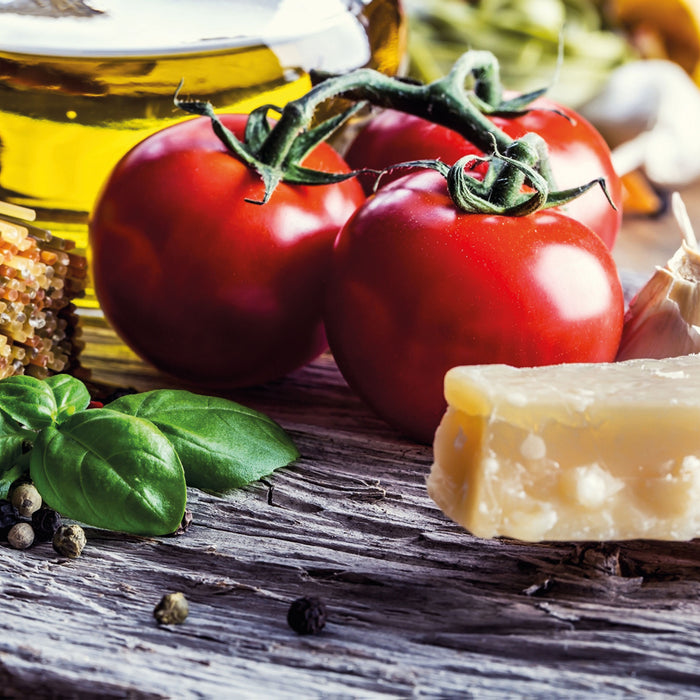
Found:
[10,483,42,518]
[8,522,34,550]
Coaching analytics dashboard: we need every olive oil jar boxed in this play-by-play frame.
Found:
[0,0,406,307]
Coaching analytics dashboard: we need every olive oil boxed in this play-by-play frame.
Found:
[0,0,406,307]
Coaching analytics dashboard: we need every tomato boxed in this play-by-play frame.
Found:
[324,171,625,444]
[344,100,622,249]
[89,114,365,388]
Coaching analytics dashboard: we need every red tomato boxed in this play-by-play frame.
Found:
[324,171,625,443]
[89,114,365,387]
[344,100,622,249]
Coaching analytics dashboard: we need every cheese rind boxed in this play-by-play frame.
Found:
[427,354,700,542]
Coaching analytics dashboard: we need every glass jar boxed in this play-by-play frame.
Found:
[0,0,406,307]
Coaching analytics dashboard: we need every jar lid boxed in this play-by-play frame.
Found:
[0,0,364,57]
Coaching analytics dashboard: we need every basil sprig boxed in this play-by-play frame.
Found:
[107,390,298,494]
[0,375,298,536]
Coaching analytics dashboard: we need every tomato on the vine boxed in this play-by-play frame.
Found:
[344,99,622,249]
[89,114,365,388]
[324,171,625,444]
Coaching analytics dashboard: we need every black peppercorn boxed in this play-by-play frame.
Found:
[0,499,20,539]
[31,507,62,542]
[287,596,327,635]
[103,387,138,403]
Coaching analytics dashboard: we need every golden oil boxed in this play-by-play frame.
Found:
[0,0,406,308]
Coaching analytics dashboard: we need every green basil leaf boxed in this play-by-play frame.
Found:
[0,463,27,500]
[0,410,27,471]
[0,375,57,429]
[45,374,91,422]
[108,390,299,494]
[30,409,187,536]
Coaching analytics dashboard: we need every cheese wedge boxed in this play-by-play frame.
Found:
[428,354,700,542]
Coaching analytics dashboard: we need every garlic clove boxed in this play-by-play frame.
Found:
[616,193,700,361]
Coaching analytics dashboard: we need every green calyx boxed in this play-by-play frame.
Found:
[436,132,615,216]
[174,49,611,213]
[174,82,367,204]
[372,132,614,217]
[174,50,563,204]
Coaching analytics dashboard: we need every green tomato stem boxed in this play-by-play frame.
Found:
[261,51,517,169]
[434,132,615,216]
[176,48,612,212]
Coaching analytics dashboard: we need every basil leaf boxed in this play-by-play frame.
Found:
[45,374,91,422]
[108,390,299,494]
[0,375,57,429]
[0,463,27,500]
[30,409,187,536]
[0,411,27,471]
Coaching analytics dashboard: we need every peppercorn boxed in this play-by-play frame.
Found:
[31,507,62,542]
[10,482,42,518]
[153,592,189,625]
[103,386,138,403]
[173,509,193,536]
[52,524,86,559]
[7,522,34,550]
[0,499,20,539]
[287,596,327,635]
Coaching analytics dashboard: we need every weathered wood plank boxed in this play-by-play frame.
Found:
[3,191,700,699]
[2,337,700,699]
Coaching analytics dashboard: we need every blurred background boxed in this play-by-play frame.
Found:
[403,0,700,217]
[0,0,694,380]
[0,0,697,282]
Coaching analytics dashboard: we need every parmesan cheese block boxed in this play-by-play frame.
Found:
[427,354,700,542]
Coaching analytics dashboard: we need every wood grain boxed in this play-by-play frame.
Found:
[3,190,700,698]
[3,338,700,699]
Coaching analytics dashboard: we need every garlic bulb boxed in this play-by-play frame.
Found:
[616,193,700,361]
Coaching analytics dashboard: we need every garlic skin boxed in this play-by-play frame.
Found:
[616,194,700,361]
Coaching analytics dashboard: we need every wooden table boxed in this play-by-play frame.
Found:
[1,186,699,699]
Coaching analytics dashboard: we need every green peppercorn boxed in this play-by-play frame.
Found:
[154,592,189,625]
[10,483,42,518]
[7,522,34,550]
[287,596,327,635]
[52,524,86,559]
